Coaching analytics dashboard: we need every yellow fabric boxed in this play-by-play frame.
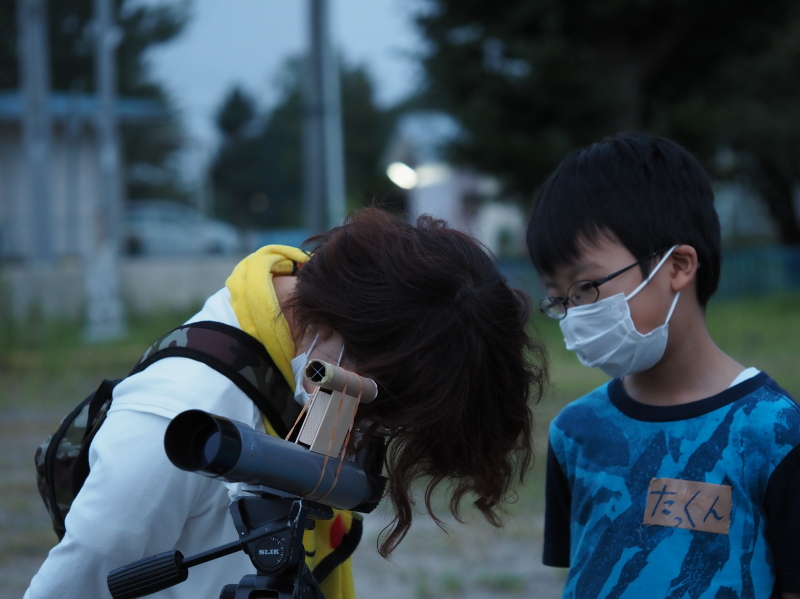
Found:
[304,511,359,598]
[226,245,358,599]
[226,244,310,386]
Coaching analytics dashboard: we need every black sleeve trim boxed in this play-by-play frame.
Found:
[764,443,800,593]
[543,442,571,568]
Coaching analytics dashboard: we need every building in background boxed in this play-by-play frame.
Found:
[0,91,167,263]
[383,110,526,257]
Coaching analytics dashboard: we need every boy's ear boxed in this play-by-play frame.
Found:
[669,245,698,292]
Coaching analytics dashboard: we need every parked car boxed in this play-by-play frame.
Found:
[123,201,242,256]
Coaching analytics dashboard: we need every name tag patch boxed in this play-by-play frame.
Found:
[643,477,731,535]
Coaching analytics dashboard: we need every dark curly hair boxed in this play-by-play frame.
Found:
[286,207,548,557]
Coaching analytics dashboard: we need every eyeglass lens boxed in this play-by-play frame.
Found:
[540,297,567,319]
[540,281,600,319]
[566,281,600,306]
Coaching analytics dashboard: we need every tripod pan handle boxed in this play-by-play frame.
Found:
[107,550,189,599]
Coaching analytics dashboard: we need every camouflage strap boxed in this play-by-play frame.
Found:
[36,379,119,540]
[131,320,300,440]
[35,320,301,542]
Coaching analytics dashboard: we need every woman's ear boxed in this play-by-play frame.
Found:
[669,245,698,292]
[295,324,327,355]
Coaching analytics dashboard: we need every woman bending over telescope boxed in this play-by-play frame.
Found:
[25,207,548,599]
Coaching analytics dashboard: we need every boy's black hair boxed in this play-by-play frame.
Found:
[526,133,721,307]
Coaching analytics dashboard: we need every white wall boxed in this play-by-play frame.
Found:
[0,121,104,262]
[2,256,243,320]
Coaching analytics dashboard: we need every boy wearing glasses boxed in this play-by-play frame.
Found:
[527,133,800,599]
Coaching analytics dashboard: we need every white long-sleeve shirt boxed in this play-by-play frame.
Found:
[25,288,265,599]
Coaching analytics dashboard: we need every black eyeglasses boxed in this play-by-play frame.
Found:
[540,248,669,320]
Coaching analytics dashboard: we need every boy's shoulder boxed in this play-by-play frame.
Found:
[550,372,800,437]
[550,381,616,432]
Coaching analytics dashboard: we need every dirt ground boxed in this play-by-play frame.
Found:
[0,406,565,599]
[353,506,566,599]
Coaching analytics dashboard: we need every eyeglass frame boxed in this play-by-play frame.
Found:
[539,247,671,320]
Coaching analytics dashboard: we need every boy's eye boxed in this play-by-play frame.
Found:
[567,281,596,304]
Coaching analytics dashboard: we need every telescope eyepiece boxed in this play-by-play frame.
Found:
[305,360,328,384]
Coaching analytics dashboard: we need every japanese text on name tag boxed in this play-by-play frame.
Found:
[643,477,731,535]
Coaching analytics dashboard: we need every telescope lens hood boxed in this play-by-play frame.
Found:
[164,410,242,476]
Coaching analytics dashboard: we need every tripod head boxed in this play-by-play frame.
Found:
[107,489,333,599]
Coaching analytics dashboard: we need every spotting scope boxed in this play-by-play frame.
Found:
[164,409,387,513]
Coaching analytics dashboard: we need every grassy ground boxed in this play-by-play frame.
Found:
[1,293,799,598]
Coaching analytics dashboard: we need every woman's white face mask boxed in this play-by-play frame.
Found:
[290,332,318,406]
[559,246,680,378]
[290,332,346,405]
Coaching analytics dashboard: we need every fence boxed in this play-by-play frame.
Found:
[2,246,800,322]
[498,245,800,304]
[715,246,800,300]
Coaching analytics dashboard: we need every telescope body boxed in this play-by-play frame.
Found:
[164,410,383,512]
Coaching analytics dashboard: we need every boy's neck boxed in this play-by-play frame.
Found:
[621,312,745,407]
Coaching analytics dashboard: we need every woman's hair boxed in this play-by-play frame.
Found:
[286,207,547,557]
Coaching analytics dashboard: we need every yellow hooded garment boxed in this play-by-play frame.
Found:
[226,245,359,599]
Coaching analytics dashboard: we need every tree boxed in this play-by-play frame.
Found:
[1,0,189,200]
[414,0,800,244]
[656,15,800,245]
[210,86,280,227]
[210,56,399,230]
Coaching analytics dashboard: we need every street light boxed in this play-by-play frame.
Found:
[386,161,417,190]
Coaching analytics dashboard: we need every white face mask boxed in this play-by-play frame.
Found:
[290,332,318,406]
[559,246,680,378]
[290,332,347,405]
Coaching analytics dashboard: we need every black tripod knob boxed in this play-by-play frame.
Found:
[107,550,189,599]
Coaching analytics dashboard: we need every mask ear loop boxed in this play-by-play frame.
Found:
[625,245,679,301]
[335,342,345,366]
[285,331,321,441]
[663,291,681,324]
[305,332,320,358]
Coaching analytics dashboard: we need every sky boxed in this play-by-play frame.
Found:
[142,0,426,168]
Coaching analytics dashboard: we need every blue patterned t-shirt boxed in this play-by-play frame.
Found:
[544,372,800,599]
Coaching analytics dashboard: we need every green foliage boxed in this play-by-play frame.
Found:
[215,87,257,139]
[209,56,401,229]
[414,0,800,243]
[475,571,526,593]
[1,0,188,94]
[1,0,190,201]
[0,305,199,410]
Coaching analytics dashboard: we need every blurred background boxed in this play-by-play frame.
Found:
[2,0,800,597]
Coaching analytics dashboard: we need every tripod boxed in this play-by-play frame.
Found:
[107,488,334,599]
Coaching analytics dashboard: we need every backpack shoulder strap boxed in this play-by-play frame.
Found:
[129,320,300,439]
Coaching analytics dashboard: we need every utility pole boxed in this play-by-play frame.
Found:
[84,0,125,341]
[93,0,122,249]
[17,0,53,263]
[303,0,346,234]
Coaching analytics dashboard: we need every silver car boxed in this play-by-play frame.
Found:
[123,201,242,256]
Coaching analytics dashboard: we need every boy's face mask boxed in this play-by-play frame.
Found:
[559,246,680,378]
